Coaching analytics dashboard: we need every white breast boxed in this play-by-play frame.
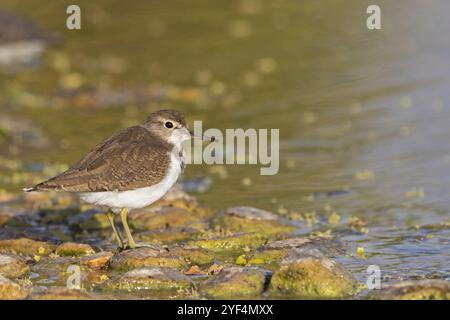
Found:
[79,151,182,213]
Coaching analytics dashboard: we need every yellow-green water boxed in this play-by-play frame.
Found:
[0,0,449,284]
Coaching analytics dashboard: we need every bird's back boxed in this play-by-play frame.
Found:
[28,125,172,193]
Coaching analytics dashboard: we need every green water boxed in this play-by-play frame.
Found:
[1,0,449,285]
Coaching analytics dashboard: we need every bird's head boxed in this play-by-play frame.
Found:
[143,109,213,147]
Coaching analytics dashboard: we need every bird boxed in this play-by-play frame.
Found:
[24,109,213,250]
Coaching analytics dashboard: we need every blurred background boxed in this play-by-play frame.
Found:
[0,0,449,282]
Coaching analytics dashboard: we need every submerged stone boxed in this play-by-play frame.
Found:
[104,267,193,293]
[367,280,450,300]
[0,237,55,257]
[55,242,95,257]
[212,206,295,235]
[0,254,29,278]
[0,275,28,299]
[199,266,270,299]
[110,246,187,271]
[189,232,268,255]
[269,248,357,298]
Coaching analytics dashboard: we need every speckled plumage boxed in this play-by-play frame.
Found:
[30,109,188,193]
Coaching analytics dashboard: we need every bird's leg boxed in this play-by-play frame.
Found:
[120,208,156,249]
[106,210,124,249]
[120,207,137,248]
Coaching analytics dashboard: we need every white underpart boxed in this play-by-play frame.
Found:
[79,131,189,213]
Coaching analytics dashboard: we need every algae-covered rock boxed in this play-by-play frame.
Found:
[199,266,270,299]
[189,233,268,255]
[31,256,91,286]
[129,206,209,231]
[269,248,357,298]
[367,280,450,300]
[170,246,216,266]
[136,227,200,245]
[0,275,28,299]
[55,242,95,257]
[0,237,55,257]
[249,236,346,266]
[29,286,96,300]
[104,267,193,293]
[0,254,29,278]
[110,247,187,271]
[81,251,113,270]
[212,206,295,235]
[251,236,345,265]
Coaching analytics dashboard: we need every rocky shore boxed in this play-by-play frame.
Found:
[0,186,448,300]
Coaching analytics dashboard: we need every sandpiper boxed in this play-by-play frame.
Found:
[24,109,212,249]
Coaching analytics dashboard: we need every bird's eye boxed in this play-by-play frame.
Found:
[165,121,173,128]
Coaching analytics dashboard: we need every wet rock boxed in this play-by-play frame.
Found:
[0,237,55,257]
[189,232,269,255]
[269,248,357,298]
[110,247,187,271]
[0,254,29,278]
[249,236,345,266]
[55,242,95,257]
[29,286,96,300]
[136,227,201,245]
[212,206,295,235]
[0,10,59,70]
[104,267,193,293]
[67,209,110,230]
[31,256,90,286]
[170,246,216,266]
[367,280,449,300]
[0,275,28,299]
[81,251,113,270]
[129,206,210,231]
[199,266,270,299]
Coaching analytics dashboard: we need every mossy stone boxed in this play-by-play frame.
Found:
[269,255,357,298]
[199,266,269,299]
[104,267,194,293]
[367,280,450,300]
[0,238,55,257]
[0,254,29,278]
[110,247,187,272]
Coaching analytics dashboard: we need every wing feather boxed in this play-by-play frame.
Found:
[34,126,171,192]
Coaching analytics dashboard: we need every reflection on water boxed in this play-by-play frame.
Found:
[0,0,449,283]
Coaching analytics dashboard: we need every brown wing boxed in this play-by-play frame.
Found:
[34,126,171,192]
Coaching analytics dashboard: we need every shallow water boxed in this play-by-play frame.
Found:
[0,0,449,286]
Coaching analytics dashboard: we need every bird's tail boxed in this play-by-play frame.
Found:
[23,187,38,192]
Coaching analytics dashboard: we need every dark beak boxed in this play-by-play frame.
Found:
[189,129,215,142]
